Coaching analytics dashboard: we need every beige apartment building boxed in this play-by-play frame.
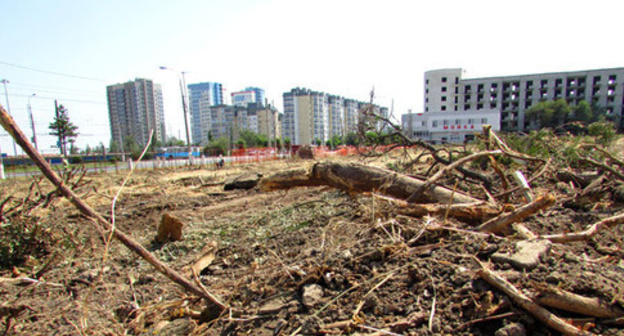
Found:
[256,105,282,143]
[424,67,624,131]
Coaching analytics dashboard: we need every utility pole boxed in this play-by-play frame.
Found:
[28,94,38,151]
[1,79,18,156]
[179,72,193,164]
[159,66,193,164]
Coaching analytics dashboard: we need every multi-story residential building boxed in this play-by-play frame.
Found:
[282,88,330,145]
[344,99,360,135]
[402,109,500,143]
[231,89,257,107]
[328,96,345,138]
[106,78,166,147]
[246,87,265,106]
[188,82,223,145]
[231,87,266,107]
[209,105,234,141]
[257,104,282,142]
[424,67,624,131]
[283,88,384,145]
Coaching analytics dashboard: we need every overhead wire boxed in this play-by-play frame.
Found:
[0,60,107,82]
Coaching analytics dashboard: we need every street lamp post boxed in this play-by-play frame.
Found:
[1,79,18,156]
[28,94,38,151]
[159,66,193,164]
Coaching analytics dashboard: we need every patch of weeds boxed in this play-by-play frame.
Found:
[0,217,56,269]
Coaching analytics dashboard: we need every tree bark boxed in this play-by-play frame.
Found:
[259,161,480,204]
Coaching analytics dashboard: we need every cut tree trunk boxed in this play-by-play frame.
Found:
[259,161,480,204]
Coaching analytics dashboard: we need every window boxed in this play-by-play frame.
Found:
[426,88,429,94]
[468,119,474,125]
[441,96,447,102]
[609,75,616,85]
[455,77,459,84]
[426,79,429,84]
[455,119,460,125]
[443,120,449,125]
[441,106,447,111]
[593,76,601,85]
[421,121,427,127]
[477,103,483,109]
[464,104,470,110]
[425,98,429,103]
[442,77,448,83]
[442,86,447,92]
[432,120,438,127]
[481,118,488,123]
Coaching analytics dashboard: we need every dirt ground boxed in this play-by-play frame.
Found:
[1,148,623,335]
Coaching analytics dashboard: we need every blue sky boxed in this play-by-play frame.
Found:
[2,0,624,154]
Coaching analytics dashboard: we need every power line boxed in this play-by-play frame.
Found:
[11,93,106,105]
[9,85,102,98]
[9,81,102,96]
[0,60,106,82]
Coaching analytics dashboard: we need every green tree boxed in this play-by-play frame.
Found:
[49,104,79,158]
[572,100,593,123]
[165,137,185,147]
[525,99,571,129]
[345,132,359,146]
[204,137,228,156]
[238,129,269,148]
[109,140,119,153]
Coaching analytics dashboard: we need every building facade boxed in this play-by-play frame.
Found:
[231,89,257,107]
[424,67,624,131]
[106,78,166,147]
[282,88,384,145]
[257,104,282,143]
[402,109,500,143]
[188,82,224,145]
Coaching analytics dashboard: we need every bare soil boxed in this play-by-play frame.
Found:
[1,153,623,336]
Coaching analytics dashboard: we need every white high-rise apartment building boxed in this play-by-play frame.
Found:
[424,67,624,131]
[283,88,386,145]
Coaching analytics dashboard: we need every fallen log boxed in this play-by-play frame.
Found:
[477,266,594,336]
[474,194,556,234]
[259,161,480,204]
[534,286,624,319]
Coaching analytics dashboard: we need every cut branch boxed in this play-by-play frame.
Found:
[534,286,624,319]
[0,104,226,313]
[477,266,594,336]
[406,150,502,203]
[259,161,480,204]
[474,194,556,234]
[542,212,624,243]
[375,195,500,223]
